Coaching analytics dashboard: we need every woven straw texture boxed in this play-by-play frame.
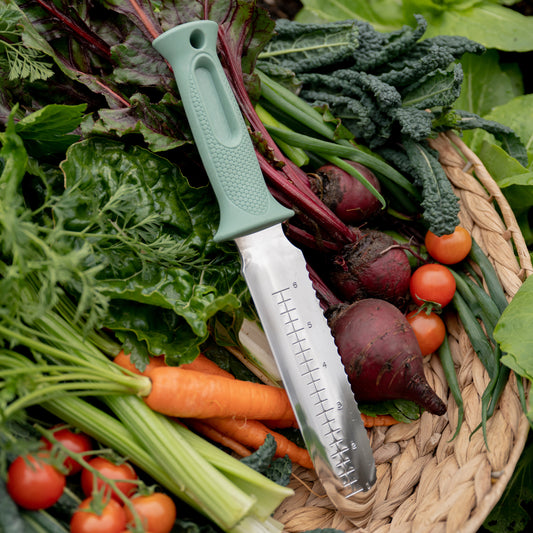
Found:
[273,132,533,533]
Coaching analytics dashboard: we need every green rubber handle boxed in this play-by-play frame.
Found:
[152,21,293,242]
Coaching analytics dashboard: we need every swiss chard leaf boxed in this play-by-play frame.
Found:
[53,137,247,361]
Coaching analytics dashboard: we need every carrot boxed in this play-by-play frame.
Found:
[113,350,166,374]
[114,350,232,378]
[203,417,313,469]
[181,354,235,379]
[143,366,297,424]
[186,419,253,458]
[360,413,399,428]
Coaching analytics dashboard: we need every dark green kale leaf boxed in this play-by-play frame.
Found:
[452,110,529,167]
[240,433,293,486]
[258,18,359,74]
[402,139,460,236]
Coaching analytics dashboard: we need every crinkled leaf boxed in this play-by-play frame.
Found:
[110,27,170,87]
[454,109,529,167]
[84,92,190,152]
[402,65,464,110]
[402,139,460,235]
[240,433,293,486]
[257,19,359,73]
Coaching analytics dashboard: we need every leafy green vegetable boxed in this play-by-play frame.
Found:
[295,0,533,51]
[240,433,292,486]
[258,19,360,72]
[455,50,524,118]
[0,4,54,82]
[493,275,533,420]
[0,478,26,533]
[257,15,503,233]
[482,433,533,533]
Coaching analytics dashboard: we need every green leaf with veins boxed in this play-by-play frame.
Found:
[54,137,247,361]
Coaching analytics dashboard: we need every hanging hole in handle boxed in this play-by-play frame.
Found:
[189,29,205,49]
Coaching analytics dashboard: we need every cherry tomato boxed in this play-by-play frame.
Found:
[124,492,177,533]
[70,497,126,533]
[409,263,456,308]
[41,426,92,475]
[6,453,66,510]
[406,310,446,355]
[81,457,138,501]
[425,226,472,265]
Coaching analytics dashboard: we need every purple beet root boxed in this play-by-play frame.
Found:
[328,298,447,416]
[309,161,382,225]
[326,229,411,305]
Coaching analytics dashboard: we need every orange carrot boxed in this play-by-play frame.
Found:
[203,417,313,469]
[143,366,297,424]
[113,350,166,374]
[361,413,399,428]
[114,350,234,379]
[186,419,252,458]
[180,354,235,379]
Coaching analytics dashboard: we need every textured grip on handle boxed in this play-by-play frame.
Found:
[153,21,293,241]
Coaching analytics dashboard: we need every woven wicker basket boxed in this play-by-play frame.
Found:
[273,131,533,533]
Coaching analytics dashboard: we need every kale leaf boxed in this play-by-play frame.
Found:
[256,14,521,234]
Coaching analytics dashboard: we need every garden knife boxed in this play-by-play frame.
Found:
[153,20,376,495]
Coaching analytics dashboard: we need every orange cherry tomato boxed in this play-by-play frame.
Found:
[425,226,472,265]
[406,310,446,355]
[124,492,177,533]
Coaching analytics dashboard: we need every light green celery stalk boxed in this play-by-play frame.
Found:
[38,311,293,530]
[1,309,292,531]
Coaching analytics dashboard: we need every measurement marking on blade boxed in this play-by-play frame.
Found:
[273,287,360,492]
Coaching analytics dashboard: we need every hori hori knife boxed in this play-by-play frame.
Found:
[152,20,376,495]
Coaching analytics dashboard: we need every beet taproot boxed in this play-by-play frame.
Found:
[328,298,446,416]
[326,229,411,305]
[309,161,382,225]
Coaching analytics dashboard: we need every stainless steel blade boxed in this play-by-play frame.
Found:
[152,19,376,494]
[236,224,376,494]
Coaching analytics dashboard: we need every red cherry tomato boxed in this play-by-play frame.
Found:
[124,492,177,533]
[70,497,126,533]
[425,226,472,265]
[406,310,446,355]
[81,457,138,501]
[409,263,456,308]
[6,454,66,510]
[41,426,92,475]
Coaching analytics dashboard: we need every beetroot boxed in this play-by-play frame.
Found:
[329,298,446,416]
[309,161,382,225]
[326,229,411,305]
